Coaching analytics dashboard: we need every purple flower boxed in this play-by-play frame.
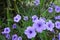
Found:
[12,34,18,40]
[39,17,46,21]
[52,37,55,40]
[2,27,10,34]
[34,0,40,6]
[24,26,36,39]
[12,23,17,29]
[39,17,46,23]
[32,19,46,33]
[55,6,60,13]
[48,7,53,13]
[50,2,55,7]
[51,29,55,33]
[23,16,28,21]
[59,33,60,40]
[46,20,54,31]
[18,37,22,40]
[5,34,10,39]
[32,15,38,22]
[54,15,60,20]
[55,21,60,29]
[14,14,21,22]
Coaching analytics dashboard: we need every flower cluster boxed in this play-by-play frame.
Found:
[1,27,11,39]
[54,15,60,20]
[1,0,60,40]
[24,15,60,39]
[12,34,22,40]
[48,3,60,13]
[2,14,60,39]
[1,26,22,40]
[2,27,10,34]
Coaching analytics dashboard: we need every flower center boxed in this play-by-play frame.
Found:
[6,29,8,31]
[38,23,41,27]
[57,23,60,26]
[33,18,36,20]
[16,18,18,20]
[48,24,51,27]
[57,8,59,10]
[14,36,16,39]
[29,31,32,34]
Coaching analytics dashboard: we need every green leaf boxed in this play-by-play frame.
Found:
[0,35,6,40]
[38,31,48,40]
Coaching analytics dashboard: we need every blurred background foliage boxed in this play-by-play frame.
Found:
[0,0,60,40]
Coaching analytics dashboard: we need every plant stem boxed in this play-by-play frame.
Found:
[7,0,11,26]
[14,1,20,14]
[31,38,34,40]
[7,8,10,26]
[43,31,47,40]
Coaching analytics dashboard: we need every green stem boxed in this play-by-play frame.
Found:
[31,38,34,40]
[7,0,11,7]
[0,20,1,25]
[43,32,47,40]
[7,0,11,26]
[39,31,47,40]
[7,8,10,26]
[14,1,20,14]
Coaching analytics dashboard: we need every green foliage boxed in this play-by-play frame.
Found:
[0,35,6,40]
[0,0,60,40]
